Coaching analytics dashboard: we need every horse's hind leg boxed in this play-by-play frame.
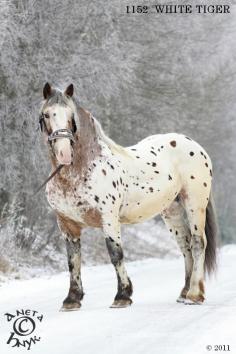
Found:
[184,200,207,304]
[103,221,133,308]
[161,200,193,303]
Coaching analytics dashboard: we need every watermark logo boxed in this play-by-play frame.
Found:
[4,309,43,350]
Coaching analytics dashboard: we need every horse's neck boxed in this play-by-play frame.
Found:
[77,106,99,150]
[77,106,128,157]
[75,107,102,170]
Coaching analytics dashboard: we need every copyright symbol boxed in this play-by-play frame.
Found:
[13,316,36,336]
[206,345,212,351]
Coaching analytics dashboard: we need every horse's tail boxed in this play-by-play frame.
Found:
[204,192,218,275]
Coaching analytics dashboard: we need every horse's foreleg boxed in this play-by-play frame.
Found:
[103,222,133,308]
[161,201,193,303]
[61,236,84,311]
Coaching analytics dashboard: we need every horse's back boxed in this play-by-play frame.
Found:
[125,133,212,177]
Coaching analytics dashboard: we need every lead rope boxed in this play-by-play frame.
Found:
[0,164,64,227]
[0,117,72,225]
[32,164,63,196]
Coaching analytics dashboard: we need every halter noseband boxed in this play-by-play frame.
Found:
[48,129,75,144]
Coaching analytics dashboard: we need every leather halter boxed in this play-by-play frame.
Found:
[35,113,77,194]
[39,113,76,144]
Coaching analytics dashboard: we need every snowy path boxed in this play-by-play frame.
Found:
[0,246,236,354]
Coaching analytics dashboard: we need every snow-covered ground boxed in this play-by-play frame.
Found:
[0,246,236,354]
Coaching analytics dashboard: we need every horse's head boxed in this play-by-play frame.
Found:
[39,83,78,165]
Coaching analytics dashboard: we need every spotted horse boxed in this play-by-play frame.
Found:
[39,83,218,310]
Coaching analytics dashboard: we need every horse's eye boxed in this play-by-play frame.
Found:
[44,113,50,119]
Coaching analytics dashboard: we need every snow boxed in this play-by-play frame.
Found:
[0,246,235,354]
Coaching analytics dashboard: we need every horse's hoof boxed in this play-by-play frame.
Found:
[176,296,186,303]
[110,299,132,308]
[185,292,205,305]
[60,302,81,312]
[184,298,203,305]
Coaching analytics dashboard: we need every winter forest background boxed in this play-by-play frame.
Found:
[0,0,235,278]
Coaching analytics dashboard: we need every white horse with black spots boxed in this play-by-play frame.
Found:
[39,83,217,310]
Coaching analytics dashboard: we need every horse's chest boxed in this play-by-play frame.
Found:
[46,182,89,224]
[46,178,102,231]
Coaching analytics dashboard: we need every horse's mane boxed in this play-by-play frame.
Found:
[72,95,131,157]
[92,116,131,157]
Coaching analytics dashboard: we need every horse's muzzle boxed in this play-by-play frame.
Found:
[49,129,75,165]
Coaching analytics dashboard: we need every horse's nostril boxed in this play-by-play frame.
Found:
[60,151,64,158]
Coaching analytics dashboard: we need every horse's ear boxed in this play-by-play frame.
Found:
[43,82,52,99]
[64,84,74,97]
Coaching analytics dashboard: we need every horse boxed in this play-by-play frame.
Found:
[39,82,217,311]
